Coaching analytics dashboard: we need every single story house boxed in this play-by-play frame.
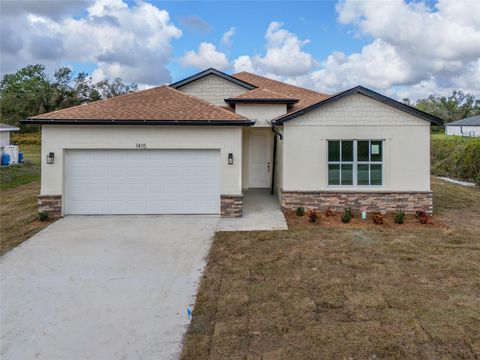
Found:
[445,115,480,137]
[21,68,441,218]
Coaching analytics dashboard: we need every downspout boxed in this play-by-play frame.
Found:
[270,124,283,195]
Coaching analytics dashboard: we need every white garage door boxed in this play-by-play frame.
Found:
[65,149,220,215]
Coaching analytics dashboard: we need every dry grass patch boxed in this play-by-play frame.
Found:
[0,182,53,255]
[181,179,480,359]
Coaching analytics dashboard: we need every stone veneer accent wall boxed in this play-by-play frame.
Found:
[220,195,243,217]
[38,195,62,218]
[281,191,433,214]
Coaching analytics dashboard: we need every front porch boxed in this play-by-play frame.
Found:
[217,189,288,231]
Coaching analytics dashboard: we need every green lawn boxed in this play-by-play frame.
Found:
[1,138,41,190]
[0,135,50,255]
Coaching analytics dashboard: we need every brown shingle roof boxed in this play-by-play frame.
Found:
[227,88,298,101]
[232,72,329,113]
[27,85,250,124]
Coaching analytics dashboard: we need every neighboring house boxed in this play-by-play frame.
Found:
[21,68,441,218]
[0,123,19,158]
[445,115,480,137]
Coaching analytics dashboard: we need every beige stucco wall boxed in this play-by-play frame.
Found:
[41,125,243,197]
[235,104,287,127]
[177,74,248,106]
[283,93,431,192]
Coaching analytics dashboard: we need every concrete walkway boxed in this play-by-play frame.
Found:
[217,189,288,231]
[1,216,218,360]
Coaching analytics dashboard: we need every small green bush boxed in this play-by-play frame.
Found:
[295,206,305,216]
[341,209,352,224]
[393,210,405,224]
[37,211,49,222]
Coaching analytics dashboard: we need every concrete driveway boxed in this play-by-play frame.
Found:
[1,216,218,360]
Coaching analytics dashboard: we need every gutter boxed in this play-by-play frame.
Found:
[225,98,299,105]
[20,119,256,126]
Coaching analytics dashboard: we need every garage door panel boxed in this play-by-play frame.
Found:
[65,149,220,214]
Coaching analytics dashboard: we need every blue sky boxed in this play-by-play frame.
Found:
[67,1,371,82]
[159,1,370,80]
[1,0,479,99]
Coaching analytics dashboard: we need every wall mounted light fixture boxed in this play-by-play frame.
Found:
[228,153,233,165]
[46,152,55,164]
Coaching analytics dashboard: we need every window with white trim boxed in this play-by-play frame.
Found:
[328,140,383,186]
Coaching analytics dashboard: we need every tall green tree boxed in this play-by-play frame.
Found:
[1,64,137,131]
[404,90,480,124]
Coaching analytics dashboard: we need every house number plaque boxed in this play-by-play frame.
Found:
[136,143,147,150]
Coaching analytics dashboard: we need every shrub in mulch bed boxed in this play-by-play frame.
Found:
[284,209,437,228]
[393,210,405,224]
[416,209,431,224]
[372,212,384,225]
[306,209,318,223]
[295,206,305,216]
[341,208,352,224]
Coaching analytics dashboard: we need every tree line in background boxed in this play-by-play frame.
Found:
[1,64,480,132]
[403,92,480,124]
[0,65,137,131]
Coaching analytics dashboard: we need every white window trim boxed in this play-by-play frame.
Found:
[327,139,384,188]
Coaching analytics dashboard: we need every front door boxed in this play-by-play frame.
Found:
[248,133,270,188]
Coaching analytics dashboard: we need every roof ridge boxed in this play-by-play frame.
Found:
[232,71,329,97]
[246,88,294,97]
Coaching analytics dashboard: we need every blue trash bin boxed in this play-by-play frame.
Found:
[1,153,11,166]
[19,152,24,163]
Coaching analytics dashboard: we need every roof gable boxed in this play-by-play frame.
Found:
[232,72,329,113]
[225,88,299,104]
[23,86,253,126]
[273,86,442,125]
[170,68,256,90]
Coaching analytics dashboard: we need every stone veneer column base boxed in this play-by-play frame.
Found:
[220,194,243,217]
[281,191,433,214]
[38,195,62,218]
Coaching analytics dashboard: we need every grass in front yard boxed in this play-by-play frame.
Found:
[0,134,52,255]
[181,179,480,359]
[0,182,54,255]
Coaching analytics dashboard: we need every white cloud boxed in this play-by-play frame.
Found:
[231,1,480,100]
[309,39,412,93]
[0,0,182,86]
[233,22,316,77]
[327,0,480,98]
[181,42,229,70]
[221,27,235,46]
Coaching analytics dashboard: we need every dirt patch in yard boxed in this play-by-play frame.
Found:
[181,179,480,359]
[0,181,54,255]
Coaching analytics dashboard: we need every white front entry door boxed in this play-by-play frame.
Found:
[65,149,220,215]
[248,133,270,188]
